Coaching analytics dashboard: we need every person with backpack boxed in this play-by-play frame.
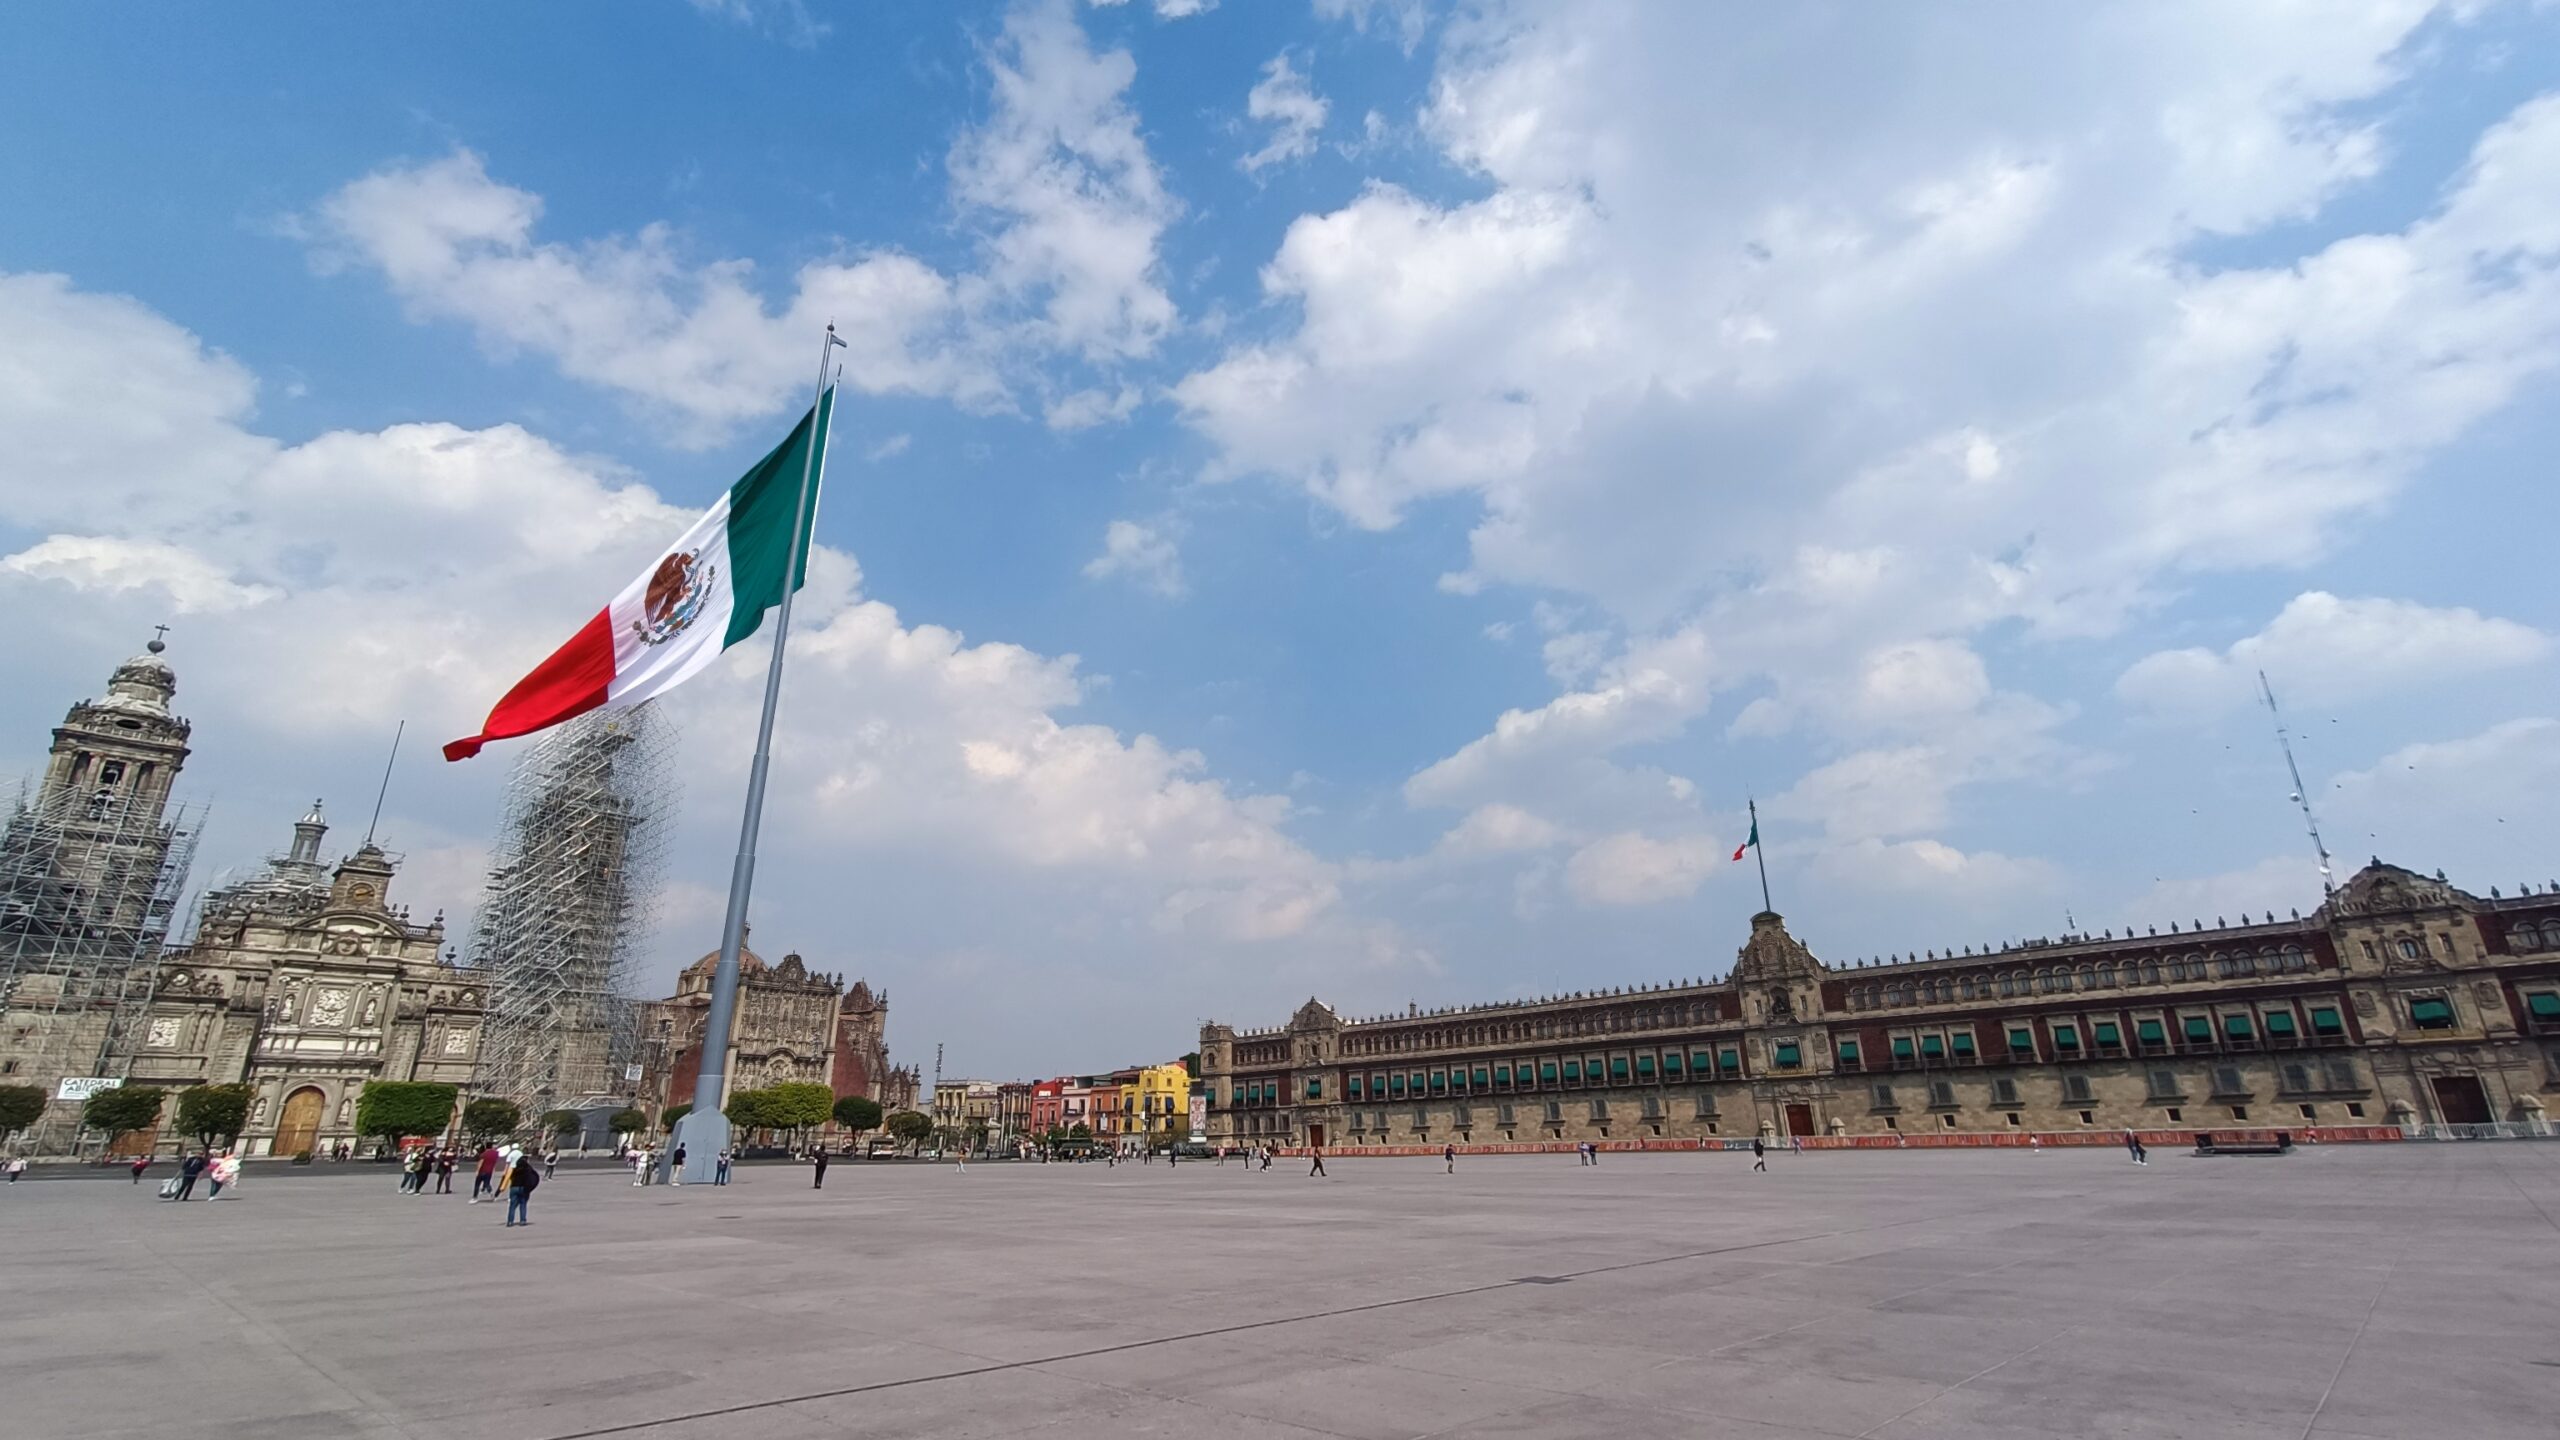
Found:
[174,1150,207,1200]
[503,1151,541,1227]
[1751,1137,1768,1173]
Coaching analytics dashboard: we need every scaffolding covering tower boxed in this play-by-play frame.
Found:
[0,639,200,1156]
[469,705,676,1121]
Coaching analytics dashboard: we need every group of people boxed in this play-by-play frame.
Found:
[146,1150,240,1200]
[624,1143,735,1186]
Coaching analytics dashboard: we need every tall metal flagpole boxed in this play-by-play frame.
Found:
[1749,797,1773,914]
[670,324,843,1184]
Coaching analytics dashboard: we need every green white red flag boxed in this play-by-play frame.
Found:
[443,390,832,761]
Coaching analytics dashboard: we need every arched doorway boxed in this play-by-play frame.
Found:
[273,1087,325,1158]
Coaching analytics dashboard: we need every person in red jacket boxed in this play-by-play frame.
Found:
[470,1144,501,1203]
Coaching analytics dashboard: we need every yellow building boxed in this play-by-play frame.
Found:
[1120,1062,1192,1147]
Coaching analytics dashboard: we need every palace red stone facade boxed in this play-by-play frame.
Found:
[1200,860,2560,1149]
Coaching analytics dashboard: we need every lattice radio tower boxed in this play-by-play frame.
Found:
[469,704,677,1119]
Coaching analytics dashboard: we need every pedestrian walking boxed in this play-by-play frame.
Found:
[714,1149,732,1185]
[1215,1146,1226,1166]
[434,1149,455,1194]
[130,1154,150,1184]
[2125,1130,2147,1165]
[1260,1147,1272,1171]
[503,1152,540,1227]
[542,1147,559,1179]
[1308,1144,1327,1178]
[471,1144,500,1202]
[954,1148,966,1174]
[174,1150,206,1200]
[206,1151,238,1200]
[1444,1143,1456,1175]
[632,1146,652,1187]
[1751,1138,1767,1172]
[5,1155,25,1182]
[812,1149,830,1190]
[1790,1135,1803,1157]
[670,1144,688,1185]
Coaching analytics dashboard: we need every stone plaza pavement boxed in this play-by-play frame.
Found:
[3,1145,2555,1440]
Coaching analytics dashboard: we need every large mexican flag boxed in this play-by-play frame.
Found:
[443,389,832,761]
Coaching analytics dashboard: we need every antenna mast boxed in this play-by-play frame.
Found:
[2259,670,2335,897]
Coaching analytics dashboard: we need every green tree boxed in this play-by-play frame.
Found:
[661,1102,692,1131]
[607,1106,648,1136]
[1067,1121,1092,1142]
[461,1097,522,1142]
[355,1081,458,1146]
[1179,1051,1200,1077]
[541,1108,583,1136]
[0,1084,46,1144]
[884,1109,934,1151]
[174,1084,255,1150]
[767,1081,834,1146]
[82,1085,165,1147]
[831,1095,883,1141]
[725,1087,785,1139]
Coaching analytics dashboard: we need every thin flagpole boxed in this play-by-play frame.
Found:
[675,324,843,1182]
[363,720,404,846]
[1750,797,1773,914]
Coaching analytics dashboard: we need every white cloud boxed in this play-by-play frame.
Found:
[863,433,912,463]
[2117,591,2551,715]
[1564,831,1720,906]
[1082,518,1186,597]
[1435,803,1567,858]
[1044,384,1143,431]
[950,0,1180,363]
[304,3,1181,446]
[1242,54,1329,173]
[1154,0,1215,16]
[307,149,987,445]
[1,535,280,614]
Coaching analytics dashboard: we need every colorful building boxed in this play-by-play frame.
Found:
[1119,1061,1192,1146]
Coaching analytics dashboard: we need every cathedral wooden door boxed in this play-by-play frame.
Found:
[273,1087,325,1157]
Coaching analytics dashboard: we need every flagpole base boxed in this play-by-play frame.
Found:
[669,1110,730,1185]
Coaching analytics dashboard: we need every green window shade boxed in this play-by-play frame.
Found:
[1950,1033,1975,1056]
[2264,1011,2297,1035]
[1473,1067,1490,1086]
[2309,1007,2343,1036]
[1609,1057,1630,1079]
[1562,1061,1581,1081]
[2182,1016,2213,1042]
[2410,997,2454,1026]
[2530,993,2560,1019]
[1540,1063,1559,1083]
[1892,1036,1916,1059]
[1919,1034,1944,1058]
[2094,1022,2121,1045]
[1837,1040,1860,1061]
[1691,1051,1714,1072]
[1347,1077,1363,1098]
[1389,1076,1405,1096]
[2223,1014,2254,1038]
[1774,1041,1801,1066]
[1306,1079,1322,1099]
[1635,1055,1655,1076]
[1411,1072,1426,1092]
[1494,1066,1512,1084]
[2007,1027,2034,1051]
[2137,1019,2167,1043]
[1662,1053,1683,1074]
[1430,1073,1447,1093]
[2053,1025,2079,1049]
[1718,1048,1741,1074]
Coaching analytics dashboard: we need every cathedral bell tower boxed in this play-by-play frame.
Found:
[37,635,192,932]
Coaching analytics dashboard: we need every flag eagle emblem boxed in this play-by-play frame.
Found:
[632,550,715,646]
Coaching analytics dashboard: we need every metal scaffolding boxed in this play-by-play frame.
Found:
[468,705,676,1122]
[0,777,201,1154]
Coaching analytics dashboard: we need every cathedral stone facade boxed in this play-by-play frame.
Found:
[639,942,916,1121]
[128,806,483,1158]
[1203,860,2560,1150]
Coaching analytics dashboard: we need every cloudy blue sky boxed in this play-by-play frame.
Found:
[3,1,2557,1079]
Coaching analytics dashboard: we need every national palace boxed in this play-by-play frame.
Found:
[1199,860,2560,1148]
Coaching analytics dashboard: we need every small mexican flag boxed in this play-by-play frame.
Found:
[443,390,832,761]
[1731,815,1757,863]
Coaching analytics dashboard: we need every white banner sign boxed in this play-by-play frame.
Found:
[1188,1094,1208,1140]
[624,1064,644,1082]
[56,1076,122,1102]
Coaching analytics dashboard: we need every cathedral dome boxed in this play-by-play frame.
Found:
[97,638,178,719]
[684,946,766,978]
